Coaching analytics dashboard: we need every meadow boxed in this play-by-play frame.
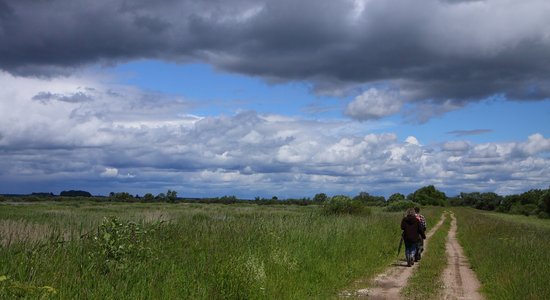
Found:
[0,201,442,299]
[455,207,550,299]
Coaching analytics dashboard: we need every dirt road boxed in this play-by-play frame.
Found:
[340,211,484,299]
[441,213,483,300]
[340,213,446,299]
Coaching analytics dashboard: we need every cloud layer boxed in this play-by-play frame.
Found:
[1,0,550,121]
[1,71,548,197]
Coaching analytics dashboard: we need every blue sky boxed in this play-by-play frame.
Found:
[1,0,549,198]
[110,60,550,147]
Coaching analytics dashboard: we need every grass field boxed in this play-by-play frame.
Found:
[0,201,443,299]
[455,207,550,300]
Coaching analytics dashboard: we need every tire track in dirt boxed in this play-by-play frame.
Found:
[339,212,447,299]
[441,213,483,300]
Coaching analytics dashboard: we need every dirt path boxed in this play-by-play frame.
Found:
[340,212,446,299]
[441,213,483,300]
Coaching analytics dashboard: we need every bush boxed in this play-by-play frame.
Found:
[322,195,371,215]
[384,200,420,212]
[86,217,162,273]
[509,203,538,216]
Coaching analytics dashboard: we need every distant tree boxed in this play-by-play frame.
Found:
[166,190,178,203]
[60,190,92,197]
[353,192,385,206]
[538,189,550,216]
[219,195,237,204]
[457,192,502,211]
[409,185,446,206]
[322,195,370,215]
[519,189,544,205]
[272,196,278,200]
[313,193,328,203]
[143,193,155,202]
[388,193,405,203]
[109,192,133,202]
[31,192,55,197]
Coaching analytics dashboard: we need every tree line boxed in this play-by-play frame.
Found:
[2,185,549,219]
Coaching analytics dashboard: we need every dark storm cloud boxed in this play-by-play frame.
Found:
[1,0,550,106]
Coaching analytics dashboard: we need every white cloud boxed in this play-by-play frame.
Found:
[405,136,420,146]
[101,168,119,178]
[0,71,549,198]
[345,88,403,120]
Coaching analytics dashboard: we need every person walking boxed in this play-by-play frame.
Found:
[414,206,426,261]
[401,208,426,267]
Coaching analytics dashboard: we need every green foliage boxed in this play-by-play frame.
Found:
[313,193,328,203]
[142,193,155,201]
[60,190,92,197]
[509,203,538,216]
[322,195,371,215]
[409,185,446,206]
[384,200,419,212]
[0,275,57,299]
[388,193,405,203]
[454,192,502,210]
[538,189,550,215]
[109,192,134,202]
[86,216,161,273]
[166,190,178,203]
[352,192,386,206]
[450,187,550,219]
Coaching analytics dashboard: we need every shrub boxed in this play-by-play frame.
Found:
[509,203,538,216]
[384,200,420,212]
[322,195,370,215]
[86,216,162,273]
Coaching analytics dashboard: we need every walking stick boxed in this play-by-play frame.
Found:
[397,236,403,256]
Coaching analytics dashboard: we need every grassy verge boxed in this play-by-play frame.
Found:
[401,211,451,299]
[454,207,550,299]
[0,202,439,299]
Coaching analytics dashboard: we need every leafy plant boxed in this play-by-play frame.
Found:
[86,216,160,273]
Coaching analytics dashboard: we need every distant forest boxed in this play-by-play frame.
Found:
[2,185,549,219]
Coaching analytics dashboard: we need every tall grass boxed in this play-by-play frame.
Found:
[454,207,550,299]
[401,211,451,299]
[0,202,429,299]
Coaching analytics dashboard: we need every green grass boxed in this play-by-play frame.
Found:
[0,202,448,299]
[454,207,550,299]
[401,211,451,299]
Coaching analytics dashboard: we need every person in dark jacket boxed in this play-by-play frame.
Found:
[414,206,427,262]
[401,208,426,267]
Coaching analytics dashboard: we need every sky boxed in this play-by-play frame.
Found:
[0,0,549,199]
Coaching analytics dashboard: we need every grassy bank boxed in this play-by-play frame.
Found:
[0,202,446,299]
[401,211,451,299]
[454,207,550,299]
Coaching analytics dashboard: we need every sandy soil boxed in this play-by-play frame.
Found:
[340,213,446,299]
[441,213,484,300]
